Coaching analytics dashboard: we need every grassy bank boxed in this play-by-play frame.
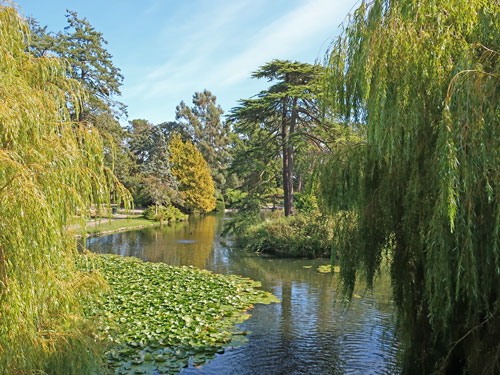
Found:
[78,253,279,374]
[77,217,158,237]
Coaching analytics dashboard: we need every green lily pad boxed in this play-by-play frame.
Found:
[78,254,279,373]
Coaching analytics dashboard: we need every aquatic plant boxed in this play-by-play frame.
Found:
[79,254,279,374]
[235,211,339,258]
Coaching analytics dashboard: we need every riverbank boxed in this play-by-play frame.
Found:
[74,216,159,238]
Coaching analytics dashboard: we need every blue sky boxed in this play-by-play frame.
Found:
[16,0,356,125]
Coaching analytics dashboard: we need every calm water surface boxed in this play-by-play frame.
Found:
[87,214,401,374]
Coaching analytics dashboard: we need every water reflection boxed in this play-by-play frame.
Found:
[87,214,400,374]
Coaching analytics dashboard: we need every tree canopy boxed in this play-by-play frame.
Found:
[320,0,500,373]
[168,134,216,213]
[175,90,232,190]
[29,11,125,120]
[0,4,129,373]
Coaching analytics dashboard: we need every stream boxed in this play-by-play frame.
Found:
[86,213,401,374]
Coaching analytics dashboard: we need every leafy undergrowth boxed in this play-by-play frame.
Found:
[78,254,279,374]
[236,212,334,258]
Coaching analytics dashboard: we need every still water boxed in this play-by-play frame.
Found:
[86,214,400,374]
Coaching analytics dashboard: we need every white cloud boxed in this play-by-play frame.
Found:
[217,0,353,85]
[122,0,354,122]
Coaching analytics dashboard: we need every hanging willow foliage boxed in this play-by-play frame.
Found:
[320,0,500,373]
[0,3,130,374]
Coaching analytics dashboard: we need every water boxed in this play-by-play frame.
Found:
[86,214,401,374]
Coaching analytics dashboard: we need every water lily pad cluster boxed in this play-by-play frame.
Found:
[316,264,340,273]
[79,254,278,374]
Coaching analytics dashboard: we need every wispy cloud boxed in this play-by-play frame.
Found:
[122,0,353,122]
[217,0,350,85]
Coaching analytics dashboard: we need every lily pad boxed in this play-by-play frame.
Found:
[317,264,340,273]
[78,253,279,374]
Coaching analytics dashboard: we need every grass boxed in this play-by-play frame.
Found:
[80,216,158,236]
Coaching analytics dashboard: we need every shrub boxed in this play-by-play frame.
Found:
[215,190,225,212]
[224,189,247,208]
[237,212,334,258]
[294,193,319,214]
[143,205,188,223]
[215,200,225,212]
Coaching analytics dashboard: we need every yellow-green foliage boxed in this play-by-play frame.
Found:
[0,4,129,374]
[168,133,216,213]
[321,0,500,373]
[143,204,188,222]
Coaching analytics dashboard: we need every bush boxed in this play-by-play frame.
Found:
[143,205,188,223]
[294,192,319,214]
[236,211,334,258]
[215,200,225,212]
[215,190,225,212]
[224,189,247,208]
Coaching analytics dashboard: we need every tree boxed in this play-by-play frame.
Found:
[229,121,282,200]
[320,0,500,373]
[28,10,126,121]
[175,90,231,189]
[168,134,216,213]
[0,5,129,373]
[142,129,178,214]
[26,17,56,57]
[230,60,321,216]
[28,10,129,189]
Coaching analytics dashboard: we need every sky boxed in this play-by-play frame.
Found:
[16,0,357,125]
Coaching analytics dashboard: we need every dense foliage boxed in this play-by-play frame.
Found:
[29,10,126,120]
[236,212,333,258]
[320,0,500,373]
[169,134,216,213]
[0,4,129,374]
[79,254,278,374]
[143,205,187,224]
[175,90,233,191]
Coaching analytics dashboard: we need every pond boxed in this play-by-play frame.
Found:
[86,213,401,374]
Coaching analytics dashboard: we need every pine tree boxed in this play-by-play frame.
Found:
[28,10,126,121]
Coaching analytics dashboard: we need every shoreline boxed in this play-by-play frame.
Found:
[75,221,159,238]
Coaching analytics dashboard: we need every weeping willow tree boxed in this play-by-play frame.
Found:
[320,0,500,373]
[0,3,129,374]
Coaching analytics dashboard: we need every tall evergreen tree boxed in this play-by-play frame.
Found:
[142,129,178,213]
[28,10,125,121]
[175,90,231,190]
[230,60,320,216]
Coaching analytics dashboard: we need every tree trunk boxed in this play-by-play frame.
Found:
[287,97,298,216]
[281,95,291,216]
